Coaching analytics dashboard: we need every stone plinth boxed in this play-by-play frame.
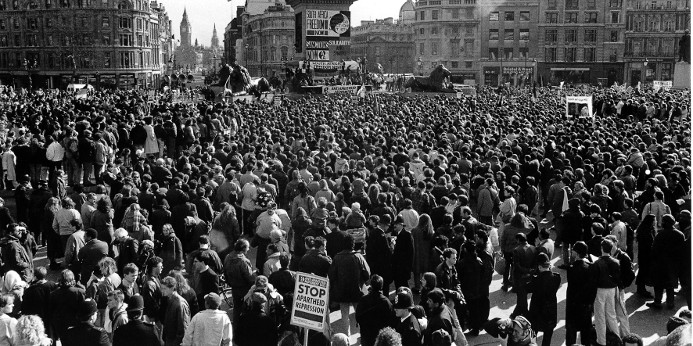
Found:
[673,62,691,89]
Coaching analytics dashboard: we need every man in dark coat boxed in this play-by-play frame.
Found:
[558,198,584,268]
[192,251,220,306]
[49,269,85,341]
[223,239,255,328]
[61,299,110,346]
[527,253,561,346]
[0,223,32,279]
[29,179,53,242]
[365,216,392,291]
[0,198,15,236]
[329,234,370,337]
[325,217,350,259]
[297,236,332,278]
[511,232,536,318]
[647,214,686,309]
[355,275,395,346]
[392,216,415,289]
[77,228,109,285]
[22,267,58,327]
[565,241,595,346]
[113,295,163,346]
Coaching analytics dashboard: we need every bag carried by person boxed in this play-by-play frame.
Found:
[494,254,506,276]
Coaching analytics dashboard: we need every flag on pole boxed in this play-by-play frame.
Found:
[356,84,367,99]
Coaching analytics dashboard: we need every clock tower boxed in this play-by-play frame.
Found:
[180,7,192,47]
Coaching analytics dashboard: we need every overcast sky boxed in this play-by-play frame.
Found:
[159,0,405,47]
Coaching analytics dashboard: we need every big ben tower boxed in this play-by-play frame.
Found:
[180,7,192,47]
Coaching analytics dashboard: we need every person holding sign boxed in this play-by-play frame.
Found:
[328,234,371,337]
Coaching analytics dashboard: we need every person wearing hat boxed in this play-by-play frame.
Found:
[61,298,110,346]
[526,252,561,346]
[113,294,164,346]
[365,215,393,292]
[355,274,395,346]
[236,291,278,346]
[181,292,232,346]
[392,215,415,289]
[393,290,424,346]
[565,241,596,346]
[511,232,537,319]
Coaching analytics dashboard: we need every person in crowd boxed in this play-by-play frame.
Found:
[329,234,371,336]
[53,197,81,258]
[0,223,32,280]
[142,256,163,325]
[159,223,183,275]
[647,214,686,310]
[0,293,16,345]
[160,276,190,346]
[565,241,595,346]
[61,299,110,346]
[236,292,278,346]
[635,214,656,298]
[591,239,621,346]
[527,253,561,346]
[191,251,219,307]
[63,219,85,278]
[12,314,52,346]
[511,232,536,318]
[113,295,163,346]
[392,216,415,289]
[355,274,395,346]
[21,267,56,325]
[181,292,232,346]
[366,215,393,292]
[224,239,255,329]
[119,263,140,300]
[104,289,129,339]
[78,228,109,285]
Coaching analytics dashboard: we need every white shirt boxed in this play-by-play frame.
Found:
[46,141,65,162]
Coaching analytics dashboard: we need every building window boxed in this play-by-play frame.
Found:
[546,13,558,23]
[489,11,499,20]
[504,29,514,40]
[584,47,596,61]
[0,20,4,30]
[119,34,131,46]
[419,11,425,20]
[585,29,597,42]
[451,8,459,18]
[546,29,558,43]
[102,35,110,45]
[505,11,514,20]
[565,47,577,61]
[432,10,438,20]
[661,63,672,79]
[419,42,424,55]
[611,12,620,23]
[610,0,621,6]
[13,34,19,46]
[585,12,598,22]
[519,47,529,58]
[419,28,424,35]
[520,11,530,21]
[451,61,458,68]
[466,8,474,19]
[0,35,6,47]
[566,29,577,43]
[566,12,578,23]
[610,30,619,41]
[465,61,473,68]
[119,17,131,29]
[566,0,579,9]
[489,48,499,59]
[102,16,109,27]
[520,29,529,40]
[465,26,473,35]
[489,29,499,40]
[431,41,439,55]
[27,18,38,30]
[12,18,18,29]
[45,18,52,28]
[450,39,460,53]
[464,0,475,4]
[504,48,513,59]
[45,0,51,8]
[60,0,69,7]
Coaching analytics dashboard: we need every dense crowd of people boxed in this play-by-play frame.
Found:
[0,83,686,346]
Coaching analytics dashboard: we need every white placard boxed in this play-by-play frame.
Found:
[566,95,593,118]
[290,272,329,331]
[653,80,672,91]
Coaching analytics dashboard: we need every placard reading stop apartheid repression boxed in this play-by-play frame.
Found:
[290,272,330,331]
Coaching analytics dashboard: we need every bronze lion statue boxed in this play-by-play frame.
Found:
[405,65,454,92]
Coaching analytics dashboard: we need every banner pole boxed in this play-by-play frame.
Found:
[304,327,309,346]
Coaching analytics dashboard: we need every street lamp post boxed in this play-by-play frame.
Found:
[244,43,249,69]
